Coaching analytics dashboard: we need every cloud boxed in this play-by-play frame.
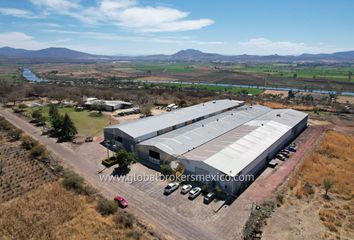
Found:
[0,32,48,49]
[117,7,214,32]
[29,0,79,11]
[26,0,214,32]
[42,29,223,45]
[238,37,342,55]
[0,8,40,19]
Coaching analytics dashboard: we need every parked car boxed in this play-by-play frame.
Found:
[181,184,192,194]
[280,152,289,158]
[189,187,202,200]
[164,182,179,195]
[287,146,297,152]
[276,154,286,161]
[114,195,128,208]
[268,159,278,168]
[203,192,216,204]
[281,149,290,154]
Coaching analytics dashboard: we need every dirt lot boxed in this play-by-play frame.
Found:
[263,90,289,98]
[263,130,354,240]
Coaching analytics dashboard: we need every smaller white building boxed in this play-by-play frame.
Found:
[84,98,132,112]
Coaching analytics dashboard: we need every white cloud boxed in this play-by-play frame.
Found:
[0,32,48,49]
[42,29,223,45]
[117,7,214,32]
[29,0,79,11]
[0,8,40,19]
[26,0,214,32]
[238,37,343,55]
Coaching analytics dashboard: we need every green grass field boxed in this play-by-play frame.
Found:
[0,71,24,83]
[132,63,194,73]
[27,107,111,137]
[161,83,263,95]
[233,64,354,82]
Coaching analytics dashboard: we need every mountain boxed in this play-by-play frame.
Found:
[1,46,354,63]
[299,51,354,60]
[0,47,98,59]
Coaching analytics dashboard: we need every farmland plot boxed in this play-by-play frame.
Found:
[0,131,57,203]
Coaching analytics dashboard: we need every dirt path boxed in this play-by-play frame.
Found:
[0,106,220,240]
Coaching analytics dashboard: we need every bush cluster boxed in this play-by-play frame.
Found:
[96,198,118,216]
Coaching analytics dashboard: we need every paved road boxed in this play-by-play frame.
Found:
[0,106,220,240]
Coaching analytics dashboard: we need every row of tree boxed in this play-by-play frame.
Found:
[49,104,77,140]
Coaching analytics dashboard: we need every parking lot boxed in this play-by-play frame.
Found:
[104,163,225,223]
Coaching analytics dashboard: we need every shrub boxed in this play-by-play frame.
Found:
[89,111,103,117]
[30,145,46,158]
[8,128,22,141]
[114,211,135,228]
[21,135,38,150]
[160,163,174,176]
[62,170,84,192]
[126,230,141,240]
[102,157,118,168]
[243,201,275,240]
[96,198,118,216]
[0,117,12,130]
[61,170,95,195]
[18,103,28,109]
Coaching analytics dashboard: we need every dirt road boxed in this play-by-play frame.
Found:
[0,106,220,240]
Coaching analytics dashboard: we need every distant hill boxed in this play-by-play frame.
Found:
[0,47,98,59]
[1,46,354,63]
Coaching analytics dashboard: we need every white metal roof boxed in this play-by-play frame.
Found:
[106,99,243,139]
[203,120,291,177]
[139,105,271,156]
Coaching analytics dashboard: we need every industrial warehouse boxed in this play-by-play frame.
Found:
[103,99,308,194]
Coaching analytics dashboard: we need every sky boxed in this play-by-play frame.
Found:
[0,0,353,55]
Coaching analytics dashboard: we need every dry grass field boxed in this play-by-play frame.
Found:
[263,131,354,240]
[0,182,158,240]
[0,123,160,240]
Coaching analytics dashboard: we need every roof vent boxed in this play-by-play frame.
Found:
[276,114,281,117]
[231,113,234,116]
[213,101,216,103]
[216,119,219,121]
[202,124,204,127]
[261,123,264,126]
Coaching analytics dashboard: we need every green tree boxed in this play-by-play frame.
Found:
[49,104,59,120]
[51,114,64,132]
[116,150,136,170]
[60,113,77,139]
[31,109,46,123]
[349,71,352,81]
[323,179,333,198]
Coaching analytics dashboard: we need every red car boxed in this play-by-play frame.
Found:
[114,195,128,208]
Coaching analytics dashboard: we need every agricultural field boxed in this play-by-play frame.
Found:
[263,131,354,240]
[0,127,159,240]
[232,64,354,82]
[26,106,114,137]
[0,65,24,83]
[0,130,57,203]
[161,83,264,95]
[27,62,354,92]
[132,63,195,73]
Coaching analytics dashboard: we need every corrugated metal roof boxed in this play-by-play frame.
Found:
[139,105,271,156]
[106,99,243,139]
[203,121,291,177]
